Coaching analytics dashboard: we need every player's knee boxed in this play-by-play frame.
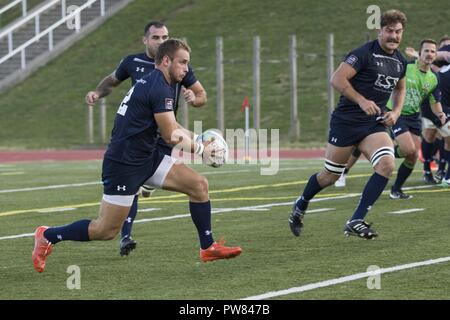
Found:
[375,157,395,177]
[370,146,395,176]
[89,221,120,240]
[406,148,418,163]
[99,227,120,240]
[318,169,341,186]
[402,145,416,159]
[321,159,346,186]
[190,176,209,200]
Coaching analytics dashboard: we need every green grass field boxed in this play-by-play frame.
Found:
[1,0,450,149]
[1,158,450,300]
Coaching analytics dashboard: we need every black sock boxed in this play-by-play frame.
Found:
[422,140,434,172]
[393,161,414,191]
[44,220,91,244]
[121,195,138,239]
[189,201,214,250]
[295,173,323,212]
[351,173,388,221]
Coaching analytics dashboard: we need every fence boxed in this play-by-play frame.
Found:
[0,0,28,19]
[86,33,370,145]
[0,0,105,70]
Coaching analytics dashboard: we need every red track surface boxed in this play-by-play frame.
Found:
[0,149,325,163]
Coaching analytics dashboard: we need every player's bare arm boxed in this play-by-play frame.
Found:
[331,62,381,115]
[183,81,207,107]
[85,72,122,105]
[382,76,406,126]
[405,47,419,59]
[436,51,450,63]
[155,111,200,154]
[155,112,218,160]
[430,101,447,125]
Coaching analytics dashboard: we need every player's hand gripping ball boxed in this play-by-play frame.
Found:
[196,129,228,167]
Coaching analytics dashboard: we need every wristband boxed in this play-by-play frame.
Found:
[194,142,204,155]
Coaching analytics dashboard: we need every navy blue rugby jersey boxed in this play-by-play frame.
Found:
[334,40,408,124]
[421,64,450,126]
[434,45,450,69]
[104,69,177,165]
[114,53,197,111]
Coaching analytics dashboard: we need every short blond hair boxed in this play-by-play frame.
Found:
[155,39,191,65]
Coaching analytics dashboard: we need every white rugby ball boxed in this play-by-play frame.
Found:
[196,129,228,167]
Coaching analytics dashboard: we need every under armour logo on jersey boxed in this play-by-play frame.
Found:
[117,185,126,191]
[376,61,383,67]
[331,137,338,143]
[136,67,144,72]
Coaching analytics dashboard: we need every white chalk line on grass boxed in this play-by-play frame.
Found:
[0,196,342,241]
[389,208,425,215]
[241,256,450,300]
[0,181,101,193]
[0,184,442,240]
[0,167,313,194]
[0,233,35,240]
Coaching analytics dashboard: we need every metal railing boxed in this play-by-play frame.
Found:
[0,0,28,18]
[0,0,60,54]
[0,0,104,69]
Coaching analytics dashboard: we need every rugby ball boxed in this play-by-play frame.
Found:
[196,129,228,167]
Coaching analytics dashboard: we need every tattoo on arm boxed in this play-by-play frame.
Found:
[96,73,122,98]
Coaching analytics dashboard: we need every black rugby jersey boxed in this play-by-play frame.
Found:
[334,40,407,124]
[104,69,176,165]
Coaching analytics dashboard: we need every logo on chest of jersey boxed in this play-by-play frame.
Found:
[136,67,145,72]
[374,74,399,91]
[165,98,174,110]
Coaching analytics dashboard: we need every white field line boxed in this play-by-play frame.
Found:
[137,208,161,212]
[0,184,438,240]
[0,167,312,194]
[1,166,432,195]
[0,233,35,240]
[389,208,425,215]
[1,171,25,176]
[241,256,450,300]
[0,181,101,193]
[0,197,342,241]
[37,207,76,213]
